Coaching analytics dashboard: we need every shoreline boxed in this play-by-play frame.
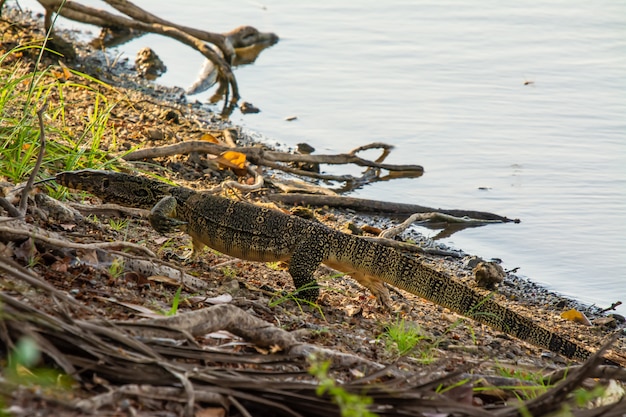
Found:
[1,6,624,415]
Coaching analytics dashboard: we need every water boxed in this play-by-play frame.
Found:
[16,0,626,313]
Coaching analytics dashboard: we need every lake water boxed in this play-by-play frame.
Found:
[16,0,626,314]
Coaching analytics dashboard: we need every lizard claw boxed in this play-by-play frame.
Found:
[149,214,187,234]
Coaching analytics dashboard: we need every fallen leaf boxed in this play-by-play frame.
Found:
[199,133,219,143]
[51,259,69,272]
[195,407,226,417]
[269,344,283,354]
[148,275,181,287]
[14,238,38,262]
[215,151,247,176]
[361,225,382,235]
[187,294,233,305]
[76,249,99,266]
[561,308,592,326]
[0,242,14,258]
[95,297,162,317]
[154,236,170,245]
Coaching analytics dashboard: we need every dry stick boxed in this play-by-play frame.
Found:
[18,101,48,215]
[0,198,20,218]
[101,0,235,58]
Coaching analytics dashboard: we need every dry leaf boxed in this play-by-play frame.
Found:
[253,346,269,355]
[0,242,14,258]
[51,259,69,273]
[561,308,592,326]
[187,294,233,305]
[195,407,226,417]
[361,225,382,235]
[215,151,247,176]
[200,133,219,143]
[14,238,37,262]
[76,249,99,266]
[148,275,181,287]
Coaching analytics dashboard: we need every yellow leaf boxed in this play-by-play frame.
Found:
[560,308,592,326]
[200,133,219,143]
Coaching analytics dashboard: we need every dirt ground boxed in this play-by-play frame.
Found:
[1,7,624,417]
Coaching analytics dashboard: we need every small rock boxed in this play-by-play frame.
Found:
[473,261,505,289]
[218,279,240,295]
[592,316,617,328]
[464,256,484,269]
[159,109,180,123]
[240,101,260,114]
[145,127,165,140]
[134,47,167,80]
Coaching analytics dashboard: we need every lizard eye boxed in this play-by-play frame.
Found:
[102,178,110,189]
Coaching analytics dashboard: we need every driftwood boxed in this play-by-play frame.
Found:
[122,140,424,191]
[33,0,277,111]
[269,193,519,223]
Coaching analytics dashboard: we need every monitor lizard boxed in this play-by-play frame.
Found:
[55,169,594,362]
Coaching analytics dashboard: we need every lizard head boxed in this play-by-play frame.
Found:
[56,169,172,209]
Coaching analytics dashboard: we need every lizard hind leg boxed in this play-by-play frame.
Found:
[350,271,392,310]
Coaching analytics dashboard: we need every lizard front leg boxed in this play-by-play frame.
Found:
[149,196,187,234]
[288,243,324,301]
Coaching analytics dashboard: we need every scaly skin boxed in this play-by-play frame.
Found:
[56,169,594,361]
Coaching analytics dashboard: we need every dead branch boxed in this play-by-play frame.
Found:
[116,304,391,372]
[122,140,423,174]
[0,220,155,257]
[35,0,281,107]
[122,140,424,190]
[269,193,519,223]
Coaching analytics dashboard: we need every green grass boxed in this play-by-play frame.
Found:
[107,258,125,279]
[380,317,434,362]
[309,356,378,417]
[165,287,183,316]
[108,217,130,232]
[0,45,129,187]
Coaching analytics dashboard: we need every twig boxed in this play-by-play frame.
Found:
[0,198,20,218]
[18,100,48,215]
[601,301,623,313]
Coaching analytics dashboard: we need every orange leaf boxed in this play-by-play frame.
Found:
[215,151,247,176]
